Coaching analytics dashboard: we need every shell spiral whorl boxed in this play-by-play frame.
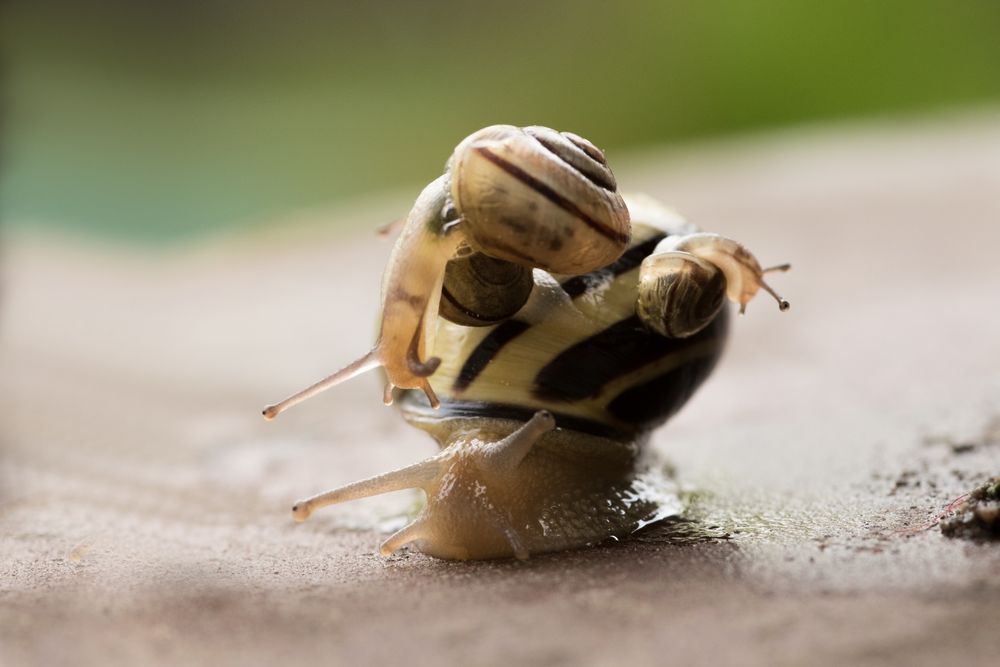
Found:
[522,125,618,192]
[447,125,631,276]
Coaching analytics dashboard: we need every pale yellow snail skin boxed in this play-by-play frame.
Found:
[290,410,657,560]
[263,126,790,560]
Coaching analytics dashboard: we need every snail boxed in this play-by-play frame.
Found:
[263,125,790,560]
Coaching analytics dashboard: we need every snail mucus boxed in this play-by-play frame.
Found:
[263,125,791,560]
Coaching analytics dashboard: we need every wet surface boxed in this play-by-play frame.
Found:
[2,113,1000,666]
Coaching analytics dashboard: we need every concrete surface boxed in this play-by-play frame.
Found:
[2,112,1000,666]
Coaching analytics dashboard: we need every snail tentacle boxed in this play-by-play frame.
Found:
[375,216,406,238]
[482,409,555,471]
[648,233,791,317]
[261,176,461,417]
[262,348,381,420]
[379,522,429,557]
[291,454,446,522]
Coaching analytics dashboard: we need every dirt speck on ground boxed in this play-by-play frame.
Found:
[940,475,1000,540]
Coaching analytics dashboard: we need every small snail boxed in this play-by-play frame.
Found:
[263,125,790,560]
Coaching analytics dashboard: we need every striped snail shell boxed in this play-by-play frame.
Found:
[446,125,631,274]
[259,123,793,560]
[439,250,534,327]
[640,232,792,335]
[637,253,727,339]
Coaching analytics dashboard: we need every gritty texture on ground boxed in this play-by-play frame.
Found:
[2,114,1000,666]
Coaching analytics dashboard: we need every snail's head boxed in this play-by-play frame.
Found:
[291,411,556,560]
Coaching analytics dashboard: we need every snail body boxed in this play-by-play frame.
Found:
[264,126,790,560]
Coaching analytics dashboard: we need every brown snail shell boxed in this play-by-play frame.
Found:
[439,251,534,327]
[637,253,727,339]
[447,125,630,275]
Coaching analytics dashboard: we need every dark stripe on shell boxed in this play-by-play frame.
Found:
[441,284,512,325]
[605,337,723,428]
[474,146,630,246]
[559,233,666,299]
[532,312,725,403]
[477,237,540,265]
[527,130,617,191]
[399,394,633,441]
[452,319,532,392]
[562,131,608,165]
[452,232,669,393]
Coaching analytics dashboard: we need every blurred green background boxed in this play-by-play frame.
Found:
[2,0,999,243]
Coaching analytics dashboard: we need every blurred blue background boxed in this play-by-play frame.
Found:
[2,0,999,243]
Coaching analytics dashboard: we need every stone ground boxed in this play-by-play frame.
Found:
[2,112,999,666]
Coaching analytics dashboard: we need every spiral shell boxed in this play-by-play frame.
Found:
[447,125,630,275]
[637,254,727,339]
[439,251,534,327]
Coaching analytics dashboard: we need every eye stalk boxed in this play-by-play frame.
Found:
[263,125,630,419]
[637,233,790,338]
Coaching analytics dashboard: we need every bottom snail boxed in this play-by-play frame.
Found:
[263,125,789,560]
